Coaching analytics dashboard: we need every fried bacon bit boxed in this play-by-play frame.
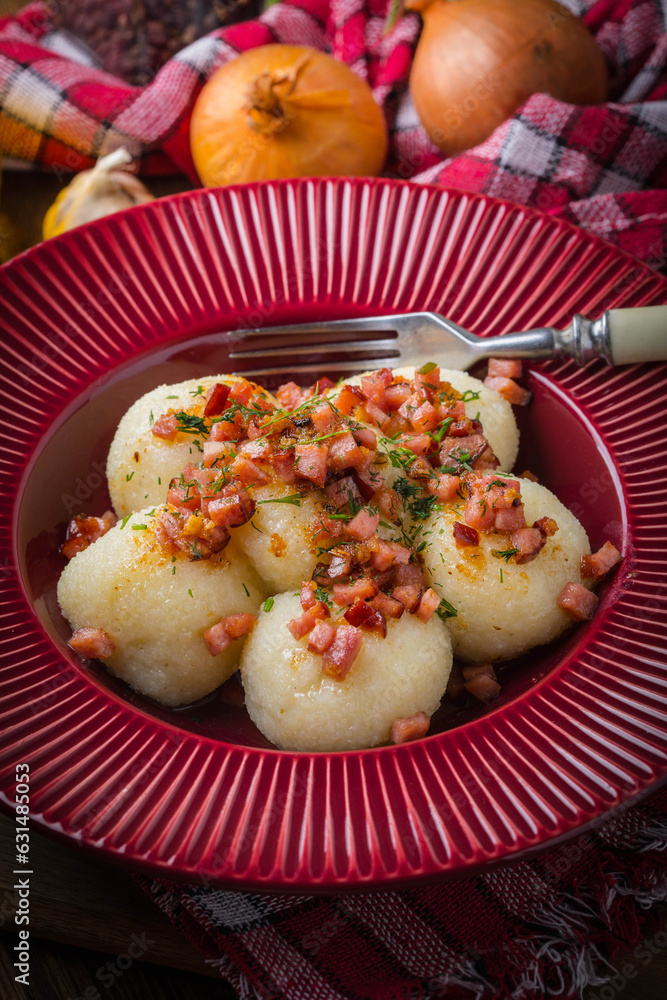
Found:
[344,599,375,627]
[370,592,405,619]
[204,382,231,416]
[62,511,117,559]
[483,375,531,406]
[345,508,380,542]
[328,431,364,472]
[223,613,256,639]
[322,623,363,681]
[335,384,365,416]
[275,381,305,410]
[520,469,539,483]
[167,478,201,513]
[445,661,466,703]
[557,582,599,621]
[581,541,622,579]
[426,473,460,502]
[494,506,527,532]
[151,413,179,440]
[416,588,441,623]
[204,614,255,656]
[464,475,522,531]
[510,526,546,564]
[208,493,256,528]
[488,358,523,379]
[294,443,328,486]
[391,712,430,744]
[333,577,378,606]
[307,620,336,654]
[231,454,269,486]
[287,602,330,640]
[462,662,502,703]
[69,627,115,659]
[453,521,479,547]
[300,580,317,610]
[534,516,558,537]
[325,475,363,509]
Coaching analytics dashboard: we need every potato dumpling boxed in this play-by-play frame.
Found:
[57,507,265,707]
[106,376,276,517]
[333,366,519,472]
[241,591,453,751]
[422,479,592,663]
[233,483,326,593]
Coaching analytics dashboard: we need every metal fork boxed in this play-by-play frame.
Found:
[227,306,667,379]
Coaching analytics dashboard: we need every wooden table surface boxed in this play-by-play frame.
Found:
[1,2,666,994]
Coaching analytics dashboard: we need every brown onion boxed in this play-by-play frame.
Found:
[407,0,608,156]
[190,45,388,186]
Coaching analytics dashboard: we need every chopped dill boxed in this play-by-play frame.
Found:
[257,494,302,507]
[175,411,208,436]
[492,547,519,562]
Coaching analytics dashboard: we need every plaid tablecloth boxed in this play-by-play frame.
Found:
[136,788,667,999]
[1,0,667,267]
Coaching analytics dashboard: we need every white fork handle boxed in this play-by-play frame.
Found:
[608,306,667,364]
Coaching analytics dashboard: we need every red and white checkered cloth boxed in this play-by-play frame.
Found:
[1,0,667,267]
[136,789,667,1000]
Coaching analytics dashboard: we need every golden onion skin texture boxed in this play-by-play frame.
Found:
[190,44,388,186]
[408,0,608,156]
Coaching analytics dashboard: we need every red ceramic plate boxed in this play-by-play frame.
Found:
[1,178,666,892]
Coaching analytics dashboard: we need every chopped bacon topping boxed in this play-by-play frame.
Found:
[370,592,405,619]
[453,521,479,547]
[391,712,430,744]
[204,382,231,416]
[557,582,599,621]
[276,381,305,411]
[345,507,380,542]
[487,358,523,379]
[333,577,378,606]
[581,541,622,579]
[151,413,179,440]
[204,613,255,655]
[483,375,531,406]
[286,602,330,640]
[307,620,336,654]
[510,526,546,564]
[208,493,255,528]
[344,599,375,627]
[322,623,363,680]
[294,443,329,486]
[69,627,115,659]
[223,613,256,639]
[416,588,441,623]
[463,663,502,702]
[62,511,116,559]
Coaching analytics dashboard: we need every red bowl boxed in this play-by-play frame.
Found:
[1,177,666,891]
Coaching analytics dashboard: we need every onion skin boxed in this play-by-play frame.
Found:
[408,0,609,157]
[190,44,388,186]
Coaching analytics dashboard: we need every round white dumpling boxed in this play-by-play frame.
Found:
[233,483,325,593]
[241,591,453,751]
[57,507,265,707]
[334,366,519,472]
[107,376,275,517]
[422,478,592,663]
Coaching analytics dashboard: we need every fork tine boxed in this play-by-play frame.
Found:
[231,357,401,379]
[229,317,401,340]
[228,337,398,360]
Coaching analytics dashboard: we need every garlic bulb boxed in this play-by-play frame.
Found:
[43,148,154,239]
